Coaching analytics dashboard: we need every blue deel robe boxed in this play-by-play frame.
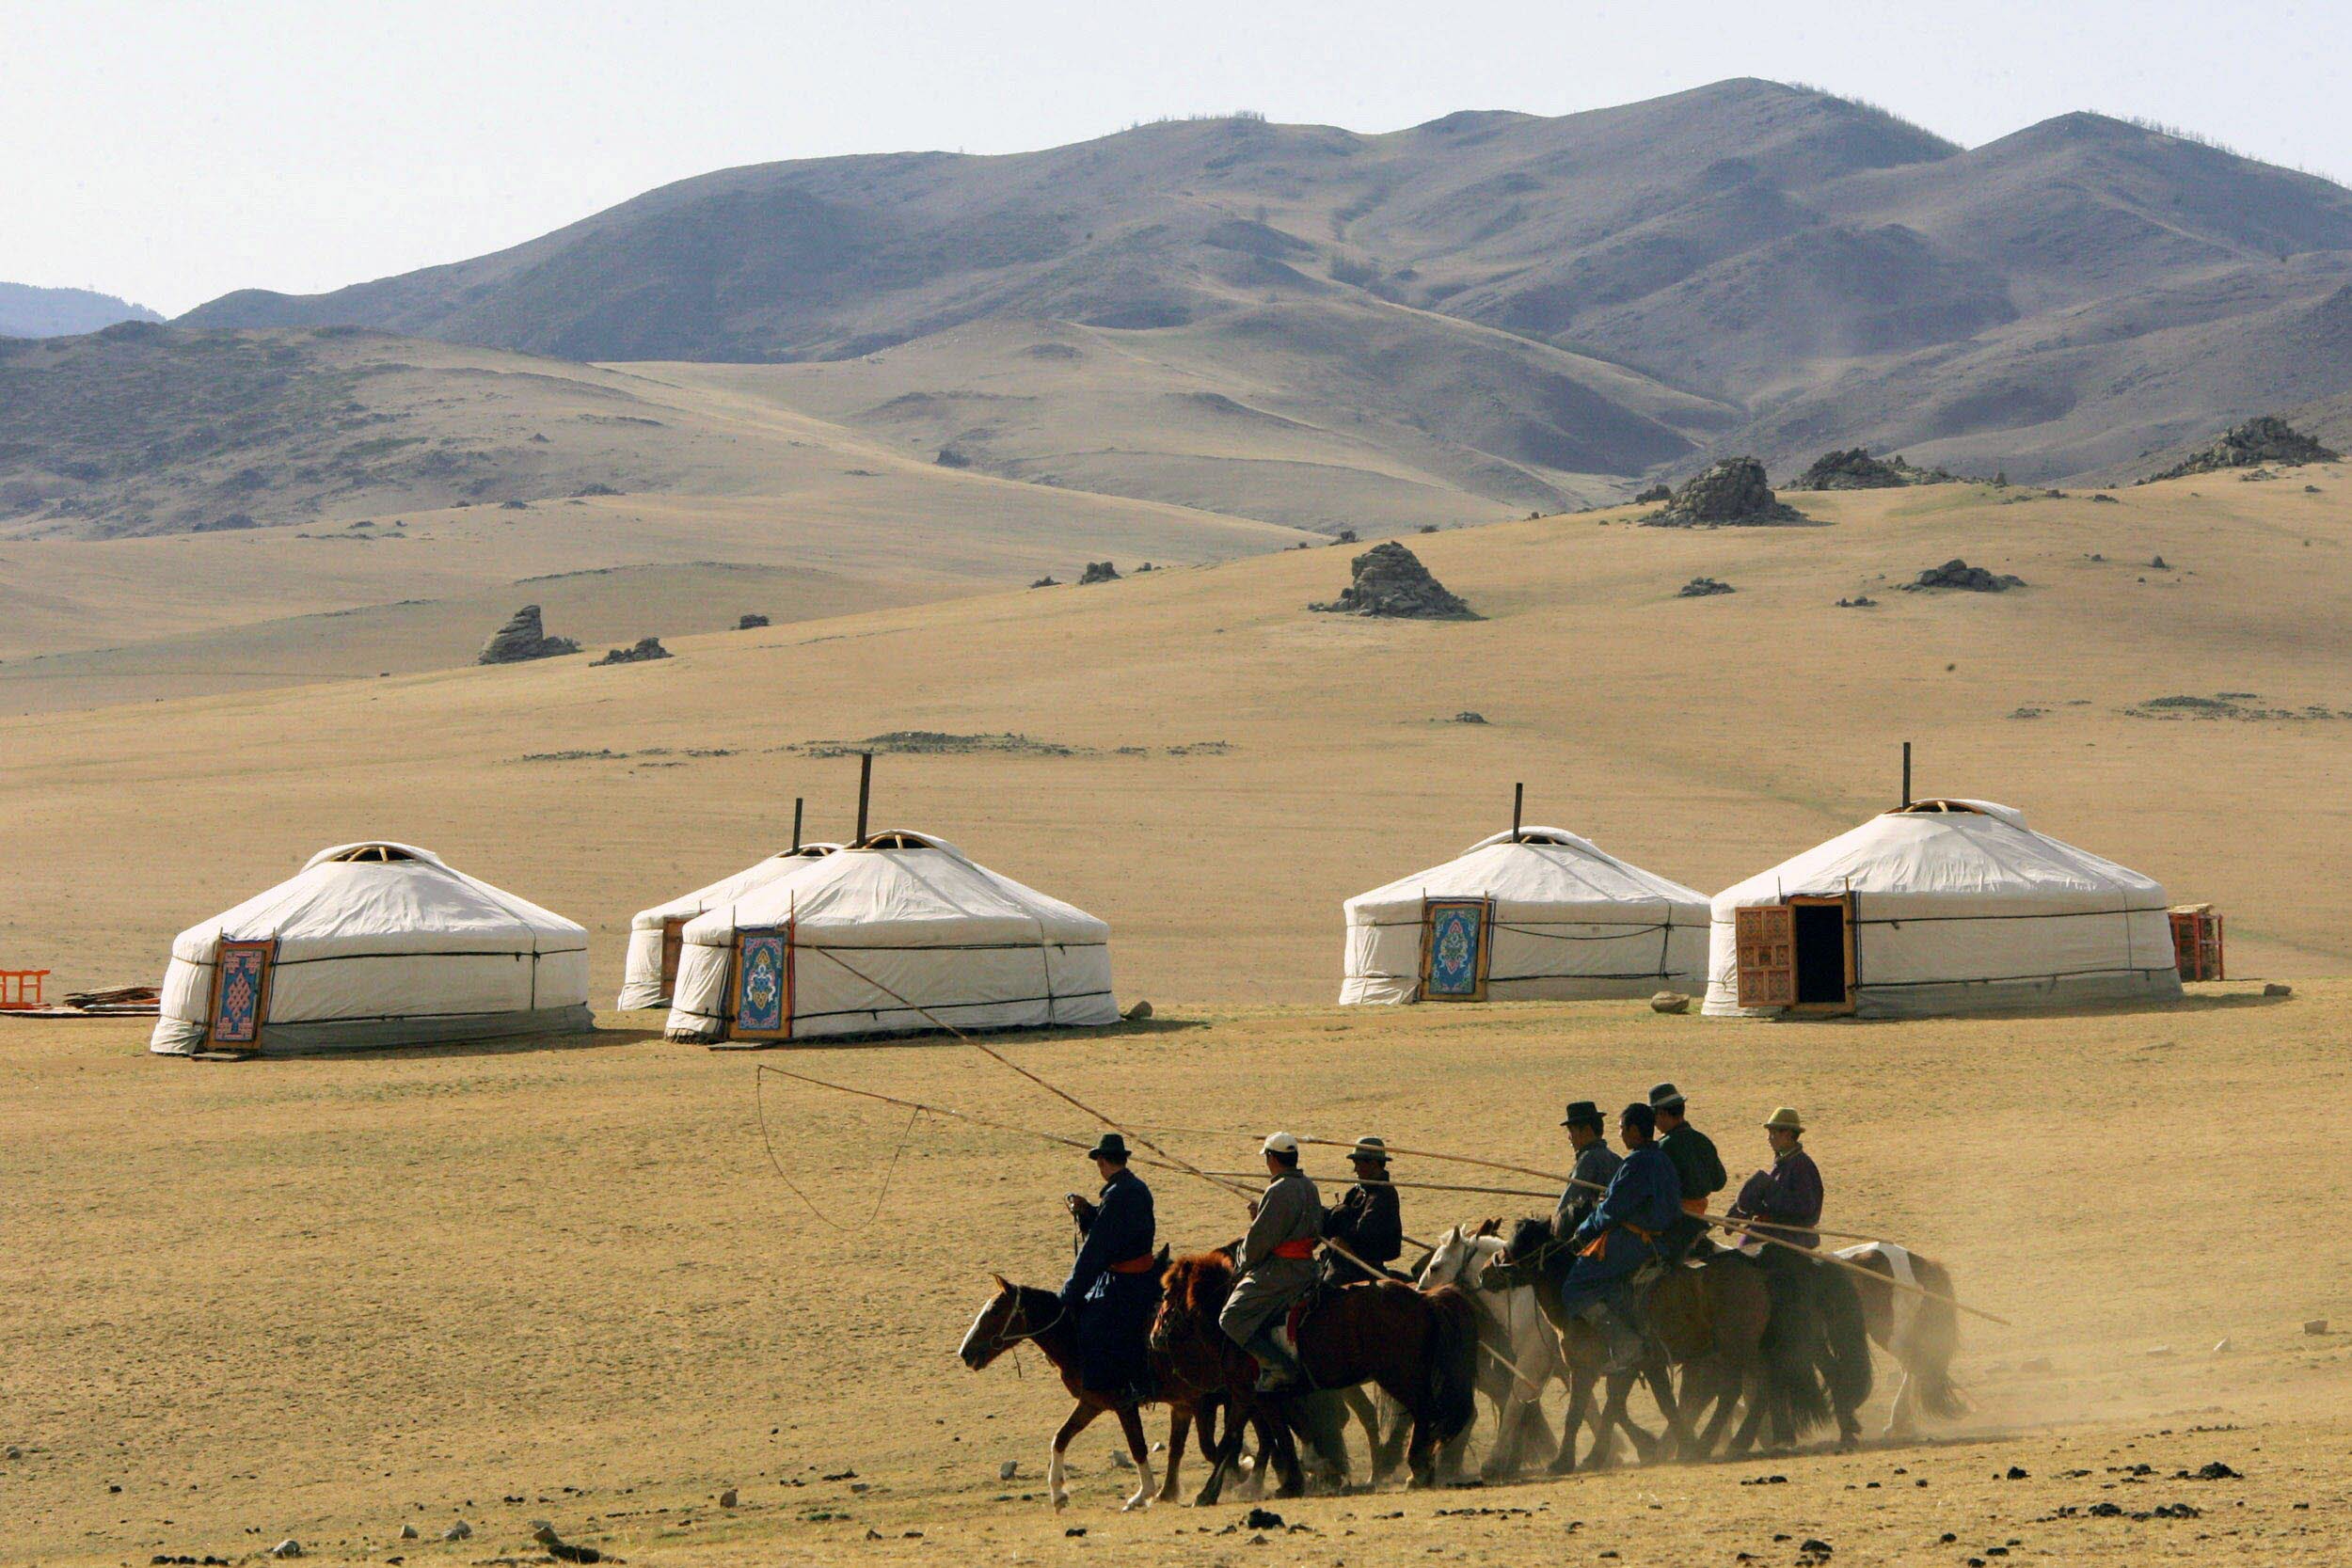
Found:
[1059,1167,1159,1392]
[1559,1143,1682,1314]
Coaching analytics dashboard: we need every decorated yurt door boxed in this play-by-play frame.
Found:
[1419,897,1494,1002]
[728,927,794,1041]
[208,938,277,1050]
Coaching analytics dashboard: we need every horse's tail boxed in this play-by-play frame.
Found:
[1907,1257,1970,1419]
[1422,1285,1482,1443]
[1816,1259,1875,1419]
[1762,1273,1835,1438]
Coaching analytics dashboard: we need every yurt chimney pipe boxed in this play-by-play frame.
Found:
[791,797,804,853]
[1512,782,1524,841]
[856,752,873,844]
[1901,742,1913,807]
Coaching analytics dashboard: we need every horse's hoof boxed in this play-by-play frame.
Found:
[1121,1493,1153,1513]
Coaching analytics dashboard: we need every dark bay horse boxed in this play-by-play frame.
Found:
[1499,1217,1777,1469]
[1151,1249,1479,1498]
[961,1268,1225,1511]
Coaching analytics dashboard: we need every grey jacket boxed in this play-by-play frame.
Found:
[1552,1142,1623,1241]
[1239,1169,1326,1272]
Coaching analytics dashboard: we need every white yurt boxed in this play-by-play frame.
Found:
[616,843,842,1009]
[1702,800,2182,1019]
[1341,827,1710,1005]
[151,842,593,1055]
[664,829,1118,1044]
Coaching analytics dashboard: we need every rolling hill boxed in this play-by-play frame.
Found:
[0,281,161,339]
[183,79,2352,486]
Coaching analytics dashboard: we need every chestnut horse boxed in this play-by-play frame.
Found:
[1150,1249,1479,1499]
[961,1268,1236,1511]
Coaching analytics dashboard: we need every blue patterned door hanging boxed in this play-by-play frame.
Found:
[209,939,277,1047]
[1422,899,1492,1002]
[731,927,793,1040]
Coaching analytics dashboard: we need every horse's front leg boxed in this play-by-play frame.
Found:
[1049,1402,1101,1511]
[1159,1406,1193,1503]
[1549,1367,1592,1474]
[1195,1395,1250,1506]
[1642,1357,1689,1463]
[1116,1403,1156,1511]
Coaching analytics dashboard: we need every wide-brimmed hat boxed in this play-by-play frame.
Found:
[1088,1132,1131,1162]
[1762,1106,1805,1133]
[1262,1131,1301,1156]
[1560,1100,1604,1130]
[1348,1135,1390,1164]
[1647,1082,1686,1112]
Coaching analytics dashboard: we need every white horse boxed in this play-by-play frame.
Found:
[1417,1223,1568,1478]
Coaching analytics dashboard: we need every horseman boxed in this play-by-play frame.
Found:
[1728,1106,1823,1261]
[1649,1081,1726,1258]
[1218,1132,1325,1391]
[1557,1101,1683,1372]
[1059,1132,1160,1403]
[1321,1135,1403,1285]
[1551,1099,1622,1244]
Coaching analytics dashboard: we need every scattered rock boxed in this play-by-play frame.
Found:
[398,1525,419,1541]
[1244,1508,1285,1530]
[1077,561,1120,584]
[1677,576,1735,597]
[1798,1541,1833,1564]
[1650,991,1692,1014]
[3,1446,18,1460]
[1632,483,1673,503]
[532,1524,602,1563]
[477,605,581,665]
[999,1460,1019,1481]
[2150,555,2169,570]
[719,1487,738,1508]
[1334,529,1359,545]
[1835,594,1878,609]
[590,637,672,666]
[1645,456,1806,526]
[1454,710,1487,724]
[2214,1337,2233,1354]
[269,1543,301,1559]
[933,444,974,468]
[1065,1527,1088,1538]
[1122,1000,1153,1021]
[572,482,622,498]
[1788,449,1959,490]
[2091,492,2119,503]
[2186,1461,2241,1480]
[2303,1319,2328,1336]
[2144,416,2339,482]
[441,1521,471,1542]
[1904,559,2024,593]
[1109,1449,1134,1470]
[2265,983,2294,998]
[1309,541,1479,620]
[2006,1466,2030,1479]
[737,613,770,629]
[1029,575,1059,588]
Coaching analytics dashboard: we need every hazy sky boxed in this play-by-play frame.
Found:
[10,0,2349,315]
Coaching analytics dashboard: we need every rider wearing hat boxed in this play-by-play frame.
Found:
[1650,1081,1727,1256]
[1550,1100,1623,1247]
[1059,1132,1160,1401]
[1729,1107,1823,1252]
[1558,1101,1684,1373]
[1218,1132,1326,1391]
[1321,1135,1404,1285]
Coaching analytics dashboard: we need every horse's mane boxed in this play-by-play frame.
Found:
[1502,1215,1551,1260]
[1160,1248,1235,1314]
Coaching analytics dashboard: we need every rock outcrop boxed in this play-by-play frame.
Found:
[738,612,770,629]
[477,605,580,664]
[1903,559,2023,593]
[1077,561,1120,584]
[1677,576,1735,597]
[2144,417,2338,483]
[590,636,673,665]
[1311,542,1479,620]
[1645,457,1805,526]
[1788,448,1962,490]
[1632,483,1673,503]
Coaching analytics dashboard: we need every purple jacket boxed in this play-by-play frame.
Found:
[1732,1146,1822,1250]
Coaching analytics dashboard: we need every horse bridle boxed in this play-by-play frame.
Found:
[980,1290,1066,1356]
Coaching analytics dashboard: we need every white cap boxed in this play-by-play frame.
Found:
[1262,1131,1301,1156]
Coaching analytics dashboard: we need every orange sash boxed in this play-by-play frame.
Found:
[1682,1196,1709,1217]
[1272,1239,1317,1260]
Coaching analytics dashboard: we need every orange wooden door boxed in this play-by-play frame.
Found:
[1734,905,1796,1008]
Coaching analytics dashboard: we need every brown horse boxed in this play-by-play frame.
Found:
[1499,1217,1776,1469]
[1150,1249,1480,1498]
[961,1270,1234,1511]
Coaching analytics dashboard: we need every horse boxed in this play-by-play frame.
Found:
[961,1267,1221,1512]
[1497,1216,1787,1469]
[1834,1242,1968,1435]
[1417,1222,1567,1478]
[1151,1249,1480,1498]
